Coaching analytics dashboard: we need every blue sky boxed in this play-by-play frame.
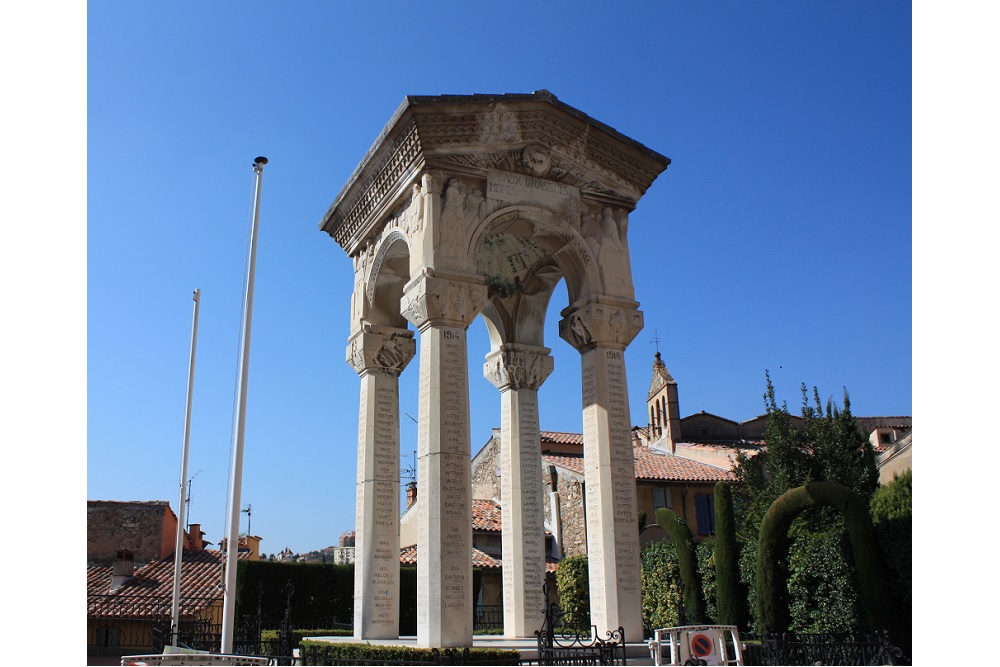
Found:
[77,2,918,557]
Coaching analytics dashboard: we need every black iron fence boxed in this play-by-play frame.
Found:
[535,583,626,666]
[474,605,504,634]
[87,594,223,657]
[740,630,907,666]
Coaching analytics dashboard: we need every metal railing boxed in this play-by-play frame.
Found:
[739,630,907,666]
[87,594,224,657]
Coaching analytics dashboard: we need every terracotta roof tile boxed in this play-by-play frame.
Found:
[540,432,584,446]
[542,445,735,483]
[87,549,249,618]
[400,545,502,569]
[633,446,735,482]
[472,499,503,532]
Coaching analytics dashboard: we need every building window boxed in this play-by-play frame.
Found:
[652,487,670,510]
[880,431,895,445]
[694,494,715,535]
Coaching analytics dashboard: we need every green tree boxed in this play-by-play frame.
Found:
[555,555,590,630]
[732,373,881,633]
[871,469,912,523]
[713,482,746,627]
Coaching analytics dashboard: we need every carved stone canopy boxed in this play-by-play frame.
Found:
[319,90,671,257]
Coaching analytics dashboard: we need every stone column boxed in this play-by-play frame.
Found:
[401,273,487,648]
[559,302,644,641]
[347,323,416,640]
[483,344,554,638]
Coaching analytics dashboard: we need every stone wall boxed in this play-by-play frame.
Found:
[542,466,588,558]
[87,500,173,566]
[470,431,502,502]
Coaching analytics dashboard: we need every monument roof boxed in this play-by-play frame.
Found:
[320,90,671,254]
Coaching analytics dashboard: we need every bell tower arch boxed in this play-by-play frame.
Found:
[321,91,670,647]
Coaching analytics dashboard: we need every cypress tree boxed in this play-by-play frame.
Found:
[713,482,745,627]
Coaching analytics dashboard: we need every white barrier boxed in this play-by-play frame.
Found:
[646,625,744,666]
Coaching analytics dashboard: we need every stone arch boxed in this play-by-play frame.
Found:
[755,481,894,635]
[365,230,411,329]
[469,205,602,320]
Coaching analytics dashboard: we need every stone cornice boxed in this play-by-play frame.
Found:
[319,91,670,256]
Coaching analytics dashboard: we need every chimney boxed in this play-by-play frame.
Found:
[188,523,204,551]
[406,481,417,508]
[110,548,135,592]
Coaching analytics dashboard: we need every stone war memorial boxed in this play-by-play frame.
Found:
[319,91,670,648]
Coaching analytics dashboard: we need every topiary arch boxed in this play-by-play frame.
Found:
[755,481,894,636]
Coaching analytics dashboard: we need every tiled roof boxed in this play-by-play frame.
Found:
[633,446,735,482]
[400,545,502,569]
[400,545,559,573]
[87,549,248,618]
[541,453,585,475]
[472,499,503,532]
[542,446,735,483]
[540,432,584,446]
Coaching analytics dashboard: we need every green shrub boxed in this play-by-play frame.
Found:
[261,628,351,651]
[755,482,895,636]
[641,539,682,631]
[871,469,911,523]
[299,641,520,665]
[695,537,717,623]
[555,554,590,629]
[785,525,865,634]
[654,507,705,623]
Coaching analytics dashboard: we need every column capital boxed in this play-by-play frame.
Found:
[558,301,643,353]
[346,323,416,376]
[401,272,487,331]
[483,344,554,391]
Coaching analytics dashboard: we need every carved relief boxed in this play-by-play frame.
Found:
[581,205,626,272]
[405,181,424,237]
[346,325,416,376]
[401,276,487,330]
[439,178,486,259]
[559,303,643,352]
[483,344,554,391]
[521,144,552,178]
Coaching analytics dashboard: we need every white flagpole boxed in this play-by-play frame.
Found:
[221,156,268,654]
[170,288,201,647]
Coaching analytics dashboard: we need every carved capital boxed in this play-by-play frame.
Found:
[558,302,643,353]
[346,324,416,376]
[483,344,554,391]
[400,274,487,330]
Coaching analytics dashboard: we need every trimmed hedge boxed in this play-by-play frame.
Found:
[554,554,590,629]
[755,481,894,637]
[299,641,520,665]
[236,560,354,628]
[695,537,717,624]
[653,507,705,623]
[640,539,682,631]
[261,628,351,651]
